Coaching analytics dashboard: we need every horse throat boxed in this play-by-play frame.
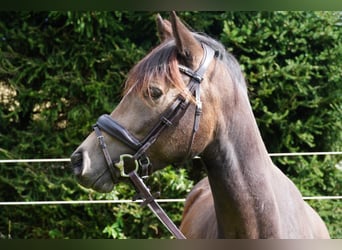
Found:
[201,88,281,238]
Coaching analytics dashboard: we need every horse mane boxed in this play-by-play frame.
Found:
[123,32,247,99]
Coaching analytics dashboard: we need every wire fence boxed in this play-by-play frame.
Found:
[0,151,342,206]
[1,151,342,164]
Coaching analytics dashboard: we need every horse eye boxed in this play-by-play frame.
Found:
[149,86,163,100]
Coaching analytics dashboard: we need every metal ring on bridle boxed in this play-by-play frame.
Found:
[115,154,139,177]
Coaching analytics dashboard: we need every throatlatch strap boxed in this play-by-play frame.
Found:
[185,43,217,156]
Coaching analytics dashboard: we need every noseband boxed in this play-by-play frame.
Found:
[93,43,217,182]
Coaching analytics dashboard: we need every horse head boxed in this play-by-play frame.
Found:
[70,12,225,192]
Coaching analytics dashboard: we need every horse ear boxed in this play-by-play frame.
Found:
[156,14,173,41]
[170,11,202,68]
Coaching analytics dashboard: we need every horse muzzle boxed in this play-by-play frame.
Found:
[70,149,116,192]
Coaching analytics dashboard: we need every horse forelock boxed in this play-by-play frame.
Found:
[123,41,186,99]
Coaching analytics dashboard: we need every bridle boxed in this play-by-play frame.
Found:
[92,43,217,239]
[93,43,217,181]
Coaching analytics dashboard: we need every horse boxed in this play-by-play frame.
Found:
[70,12,330,239]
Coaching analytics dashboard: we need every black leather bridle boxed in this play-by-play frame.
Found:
[92,43,217,239]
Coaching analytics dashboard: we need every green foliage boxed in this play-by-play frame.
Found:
[0,161,112,239]
[0,11,149,158]
[0,11,341,238]
[219,12,342,154]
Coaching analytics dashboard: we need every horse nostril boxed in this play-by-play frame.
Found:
[70,151,83,176]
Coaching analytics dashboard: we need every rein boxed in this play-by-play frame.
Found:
[93,43,217,239]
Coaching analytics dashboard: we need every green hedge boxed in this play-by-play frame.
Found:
[0,11,341,238]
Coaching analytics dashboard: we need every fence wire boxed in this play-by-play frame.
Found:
[0,152,341,205]
[1,151,342,164]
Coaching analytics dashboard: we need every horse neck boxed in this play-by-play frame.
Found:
[202,83,281,238]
